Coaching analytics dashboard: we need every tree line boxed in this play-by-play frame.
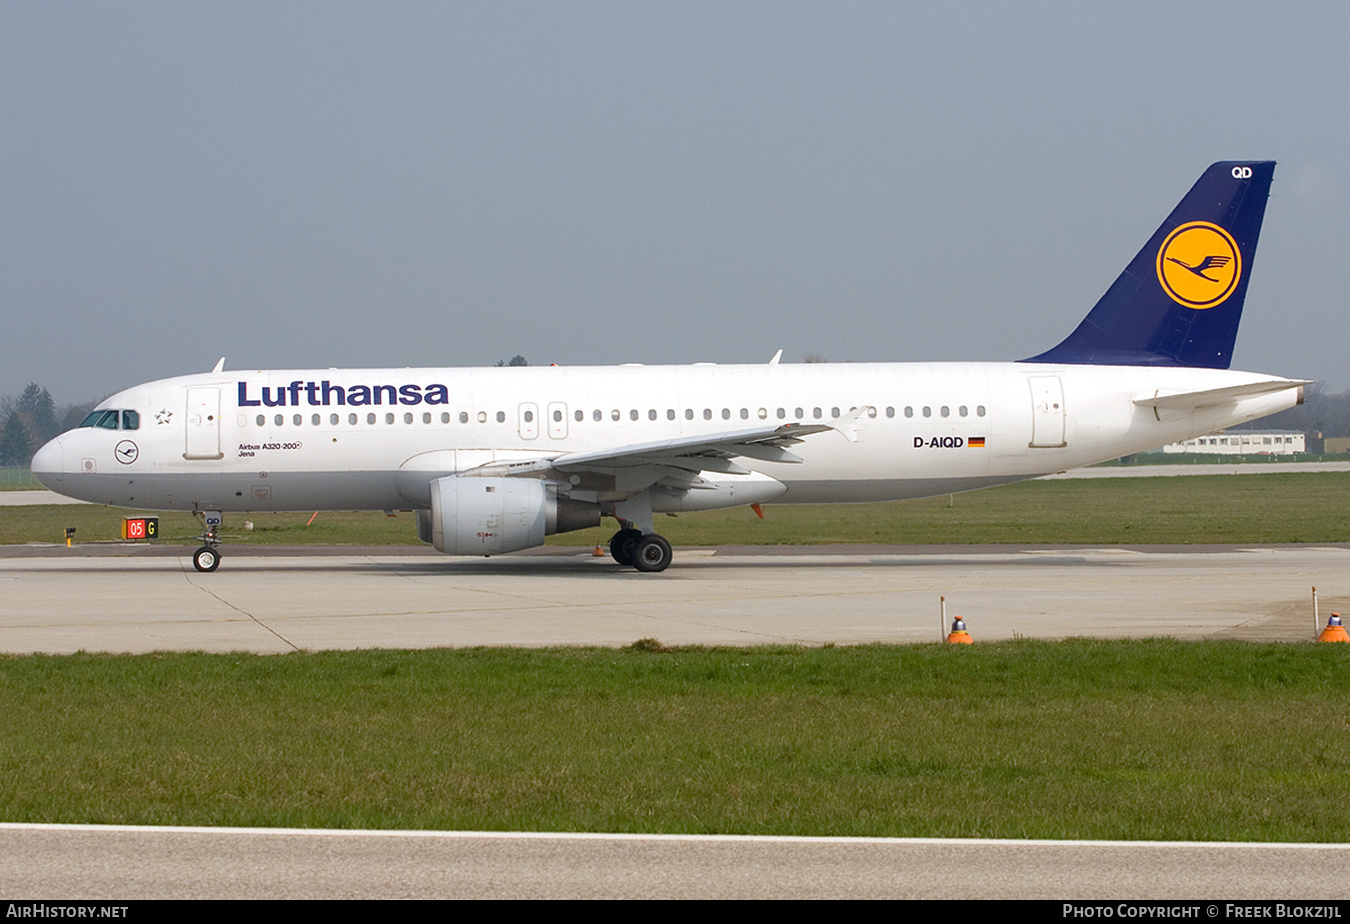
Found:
[1235,383,1350,446]
[0,385,96,467]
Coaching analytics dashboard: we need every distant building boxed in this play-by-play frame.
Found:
[1160,430,1305,455]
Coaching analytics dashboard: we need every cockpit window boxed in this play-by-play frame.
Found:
[80,410,121,430]
[121,410,139,430]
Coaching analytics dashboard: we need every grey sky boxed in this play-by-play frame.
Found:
[3,1,1347,405]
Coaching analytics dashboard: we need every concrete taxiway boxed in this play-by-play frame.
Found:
[1,543,1344,653]
[5,824,1349,899]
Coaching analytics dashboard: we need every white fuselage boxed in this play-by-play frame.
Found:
[32,361,1301,514]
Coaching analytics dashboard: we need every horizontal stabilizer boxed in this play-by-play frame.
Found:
[1133,379,1309,411]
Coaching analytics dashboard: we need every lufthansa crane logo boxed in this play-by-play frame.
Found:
[1156,221,1242,309]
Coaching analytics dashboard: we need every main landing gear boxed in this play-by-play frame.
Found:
[608,527,673,572]
[192,510,223,573]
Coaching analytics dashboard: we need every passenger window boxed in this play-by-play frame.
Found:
[630,410,639,421]
[368,413,377,425]
[312,414,320,426]
[667,409,675,420]
[495,411,505,423]
[959,406,968,417]
[813,408,822,419]
[704,409,712,420]
[330,414,339,425]
[831,407,840,418]
[685,409,694,420]
[722,409,731,420]
[776,408,785,419]
[977,405,986,417]
[612,410,620,421]
[794,408,803,419]
[523,410,533,422]
[404,413,413,424]
[575,410,583,422]
[422,412,431,424]
[886,407,895,418]
[922,406,931,417]
[648,409,657,421]
[257,415,266,427]
[905,406,913,418]
[349,413,358,425]
[293,414,302,426]
[940,406,949,418]
[121,410,139,430]
[275,415,284,426]
[442,413,451,423]
[554,410,563,422]
[867,407,876,418]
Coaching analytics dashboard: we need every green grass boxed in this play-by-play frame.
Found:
[16,472,1350,547]
[2,641,1348,840]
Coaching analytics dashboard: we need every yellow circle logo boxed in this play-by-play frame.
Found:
[1156,221,1241,309]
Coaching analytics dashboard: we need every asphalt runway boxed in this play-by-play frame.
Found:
[1,542,1347,653]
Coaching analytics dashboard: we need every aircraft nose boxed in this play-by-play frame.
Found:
[29,436,64,491]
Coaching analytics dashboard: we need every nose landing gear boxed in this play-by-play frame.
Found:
[192,510,223,573]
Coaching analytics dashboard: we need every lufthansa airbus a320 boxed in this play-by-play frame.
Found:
[32,162,1304,572]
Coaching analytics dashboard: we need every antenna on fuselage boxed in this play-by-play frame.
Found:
[768,349,782,365]
[211,357,225,373]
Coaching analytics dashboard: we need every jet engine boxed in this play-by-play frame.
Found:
[424,475,599,555]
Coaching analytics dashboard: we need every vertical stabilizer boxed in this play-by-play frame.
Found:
[1024,161,1274,369]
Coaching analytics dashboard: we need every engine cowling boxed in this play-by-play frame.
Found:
[427,475,599,555]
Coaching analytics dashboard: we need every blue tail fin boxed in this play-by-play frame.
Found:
[1024,161,1275,369]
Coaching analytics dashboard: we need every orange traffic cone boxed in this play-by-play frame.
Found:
[592,545,606,557]
[1318,613,1350,643]
[946,617,973,644]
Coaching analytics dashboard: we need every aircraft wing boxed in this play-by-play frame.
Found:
[462,416,860,492]
[1133,379,1310,411]
[552,421,834,471]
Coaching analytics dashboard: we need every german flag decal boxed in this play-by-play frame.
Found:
[968,437,986,448]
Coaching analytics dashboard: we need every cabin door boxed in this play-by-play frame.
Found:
[1028,376,1067,448]
[184,387,224,460]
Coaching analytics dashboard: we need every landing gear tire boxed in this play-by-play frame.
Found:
[632,534,673,573]
[609,528,642,566]
[193,546,220,573]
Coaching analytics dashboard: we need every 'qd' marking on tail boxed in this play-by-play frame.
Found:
[1156,221,1242,309]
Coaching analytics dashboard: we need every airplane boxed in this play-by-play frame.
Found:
[31,161,1306,573]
